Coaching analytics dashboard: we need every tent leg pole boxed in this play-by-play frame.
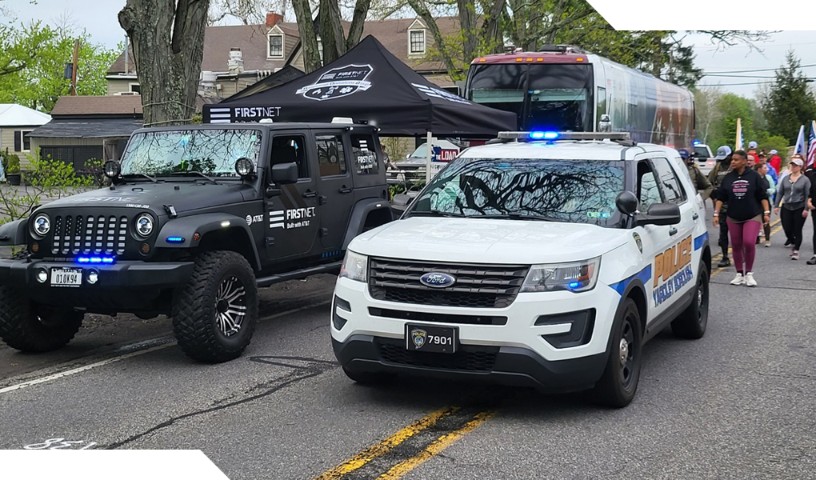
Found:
[426,130,432,184]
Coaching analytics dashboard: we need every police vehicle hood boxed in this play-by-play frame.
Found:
[42,182,252,216]
[350,217,629,264]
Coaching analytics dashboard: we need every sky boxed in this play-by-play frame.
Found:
[3,0,816,99]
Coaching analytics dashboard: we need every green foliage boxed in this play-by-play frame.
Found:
[0,151,94,225]
[760,51,816,144]
[2,153,21,174]
[0,21,118,111]
[754,135,788,159]
[706,93,758,150]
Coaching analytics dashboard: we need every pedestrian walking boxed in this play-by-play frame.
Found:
[769,149,782,175]
[680,148,712,197]
[775,155,812,260]
[712,150,771,287]
[754,162,775,247]
[708,146,733,267]
[806,163,816,264]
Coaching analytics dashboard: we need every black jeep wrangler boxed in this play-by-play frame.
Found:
[0,121,392,362]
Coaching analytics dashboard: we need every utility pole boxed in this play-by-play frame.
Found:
[70,39,80,95]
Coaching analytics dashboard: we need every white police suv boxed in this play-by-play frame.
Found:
[331,132,711,407]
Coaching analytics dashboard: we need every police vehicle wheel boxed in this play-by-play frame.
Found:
[172,251,258,363]
[342,366,391,385]
[671,262,709,339]
[0,287,83,352]
[593,298,642,408]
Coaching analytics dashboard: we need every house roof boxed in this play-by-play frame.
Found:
[108,23,301,75]
[50,96,143,117]
[0,104,51,127]
[29,118,144,139]
[358,17,460,73]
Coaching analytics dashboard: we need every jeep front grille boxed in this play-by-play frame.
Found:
[51,215,129,256]
[368,258,529,308]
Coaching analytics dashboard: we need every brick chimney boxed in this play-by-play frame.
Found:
[266,12,283,27]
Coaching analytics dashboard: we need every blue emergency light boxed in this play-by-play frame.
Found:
[76,256,115,265]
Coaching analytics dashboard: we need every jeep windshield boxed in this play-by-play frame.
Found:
[120,129,262,178]
[406,158,625,227]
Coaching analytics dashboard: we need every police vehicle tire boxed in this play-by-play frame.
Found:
[593,298,642,408]
[172,251,258,363]
[342,366,391,385]
[0,287,83,352]
[671,262,709,339]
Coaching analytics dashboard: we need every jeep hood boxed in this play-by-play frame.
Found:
[350,217,629,264]
[41,182,253,215]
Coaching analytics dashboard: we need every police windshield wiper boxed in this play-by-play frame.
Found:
[477,213,555,221]
[408,210,465,217]
[169,171,218,185]
[121,173,158,183]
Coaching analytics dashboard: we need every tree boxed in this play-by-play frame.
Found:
[760,50,816,144]
[290,0,373,71]
[693,87,723,144]
[118,0,210,126]
[707,93,755,150]
[0,22,118,111]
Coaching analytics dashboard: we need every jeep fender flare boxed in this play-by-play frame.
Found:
[342,198,393,250]
[0,219,29,246]
[156,213,261,270]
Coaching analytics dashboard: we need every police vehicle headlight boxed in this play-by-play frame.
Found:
[134,213,154,237]
[32,213,51,237]
[339,250,368,282]
[521,257,600,293]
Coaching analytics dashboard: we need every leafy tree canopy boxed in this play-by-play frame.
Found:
[760,50,816,144]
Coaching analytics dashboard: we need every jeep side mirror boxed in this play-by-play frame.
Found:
[598,114,612,132]
[615,191,638,215]
[636,203,681,226]
[270,162,298,184]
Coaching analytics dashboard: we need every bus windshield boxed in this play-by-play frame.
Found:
[467,63,593,131]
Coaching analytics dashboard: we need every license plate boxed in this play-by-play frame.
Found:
[50,267,82,287]
[405,324,458,354]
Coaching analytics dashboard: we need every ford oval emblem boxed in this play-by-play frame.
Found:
[419,272,456,288]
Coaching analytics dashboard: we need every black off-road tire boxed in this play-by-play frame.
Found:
[0,287,83,352]
[671,262,709,339]
[342,366,391,385]
[172,251,258,363]
[594,298,643,408]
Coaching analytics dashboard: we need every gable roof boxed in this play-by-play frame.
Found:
[108,23,301,75]
[50,96,143,117]
[358,17,460,73]
[0,104,51,127]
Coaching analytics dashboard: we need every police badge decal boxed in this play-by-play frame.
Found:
[411,329,427,349]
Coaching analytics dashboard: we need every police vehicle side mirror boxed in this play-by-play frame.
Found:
[636,203,682,226]
[615,191,638,215]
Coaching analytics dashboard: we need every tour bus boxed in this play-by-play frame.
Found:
[464,45,695,148]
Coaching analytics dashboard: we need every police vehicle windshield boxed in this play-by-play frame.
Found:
[121,129,262,177]
[407,158,625,227]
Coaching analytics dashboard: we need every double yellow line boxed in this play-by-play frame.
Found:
[318,219,783,479]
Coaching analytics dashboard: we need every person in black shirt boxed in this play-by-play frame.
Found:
[712,150,771,287]
[805,162,816,264]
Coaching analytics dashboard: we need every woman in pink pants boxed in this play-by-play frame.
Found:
[712,150,771,287]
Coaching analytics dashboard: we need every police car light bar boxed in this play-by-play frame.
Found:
[498,131,631,142]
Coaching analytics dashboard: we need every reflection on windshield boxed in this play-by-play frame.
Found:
[121,129,262,177]
[408,158,625,227]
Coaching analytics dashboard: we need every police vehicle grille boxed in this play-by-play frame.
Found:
[375,337,498,371]
[51,215,129,256]
[368,258,528,308]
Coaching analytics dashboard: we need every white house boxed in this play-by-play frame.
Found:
[0,104,52,173]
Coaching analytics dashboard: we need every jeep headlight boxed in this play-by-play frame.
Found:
[134,213,154,237]
[339,250,368,282]
[521,257,600,293]
[32,213,51,237]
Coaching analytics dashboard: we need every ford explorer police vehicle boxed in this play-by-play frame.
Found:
[331,131,711,407]
[0,121,392,363]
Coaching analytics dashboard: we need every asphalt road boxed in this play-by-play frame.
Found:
[0,211,814,479]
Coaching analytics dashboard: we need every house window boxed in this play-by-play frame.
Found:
[409,30,425,55]
[14,130,32,152]
[268,34,283,58]
[129,83,141,94]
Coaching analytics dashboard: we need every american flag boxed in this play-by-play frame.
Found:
[808,120,816,168]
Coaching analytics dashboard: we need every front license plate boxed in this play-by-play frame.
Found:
[405,324,458,354]
[50,267,82,287]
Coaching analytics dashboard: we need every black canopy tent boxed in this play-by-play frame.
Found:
[203,35,516,137]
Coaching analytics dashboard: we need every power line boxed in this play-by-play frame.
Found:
[703,63,816,74]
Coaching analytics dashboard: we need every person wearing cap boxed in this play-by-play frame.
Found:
[713,150,770,286]
[708,145,733,267]
[753,161,775,247]
[774,155,811,260]
[679,148,711,196]
[769,149,782,175]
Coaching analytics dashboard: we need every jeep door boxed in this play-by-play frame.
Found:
[263,133,320,261]
[312,131,356,252]
[635,156,697,324]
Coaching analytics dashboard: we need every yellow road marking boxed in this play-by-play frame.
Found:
[376,411,496,480]
[314,406,458,479]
